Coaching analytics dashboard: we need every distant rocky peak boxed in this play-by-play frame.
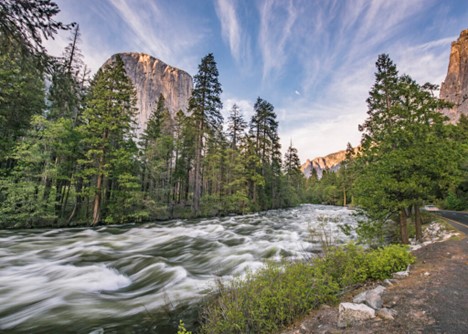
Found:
[103,52,193,134]
[439,29,468,122]
[301,148,354,179]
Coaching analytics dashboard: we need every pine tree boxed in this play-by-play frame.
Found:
[79,55,139,225]
[249,97,281,209]
[227,104,247,149]
[0,0,72,66]
[282,142,303,206]
[44,25,88,218]
[0,38,45,168]
[140,94,175,214]
[355,54,459,243]
[188,53,223,215]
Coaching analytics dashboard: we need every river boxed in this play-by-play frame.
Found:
[0,204,358,333]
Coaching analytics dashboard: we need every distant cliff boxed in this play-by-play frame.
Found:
[439,29,468,122]
[104,53,193,133]
[301,149,355,179]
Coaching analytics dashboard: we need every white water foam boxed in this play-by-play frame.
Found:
[0,204,357,331]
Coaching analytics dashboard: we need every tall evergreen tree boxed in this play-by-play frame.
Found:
[0,38,45,168]
[140,94,175,212]
[79,55,139,225]
[227,104,247,149]
[355,54,459,243]
[249,97,281,209]
[45,25,88,218]
[188,53,223,215]
[282,142,304,206]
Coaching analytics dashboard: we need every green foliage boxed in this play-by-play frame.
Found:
[177,320,192,334]
[78,54,140,225]
[441,115,468,210]
[188,53,224,215]
[315,243,368,288]
[0,38,45,164]
[200,243,414,334]
[365,244,415,280]
[353,54,463,243]
[0,0,72,58]
[443,191,468,211]
[200,262,339,334]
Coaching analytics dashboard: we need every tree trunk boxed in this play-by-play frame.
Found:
[399,209,409,244]
[92,172,103,225]
[54,179,64,216]
[414,205,423,242]
[192,120,203,215]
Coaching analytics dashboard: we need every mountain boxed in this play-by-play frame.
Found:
[103,53,193,133]
[439,29,468,122]
[301,149,351,179]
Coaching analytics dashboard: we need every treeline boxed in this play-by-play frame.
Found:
[307,54,468,244]
[0,1,306,227]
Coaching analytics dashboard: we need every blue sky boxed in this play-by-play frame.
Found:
[46,0,468,161]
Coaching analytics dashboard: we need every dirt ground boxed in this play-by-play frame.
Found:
[282,235,468,334]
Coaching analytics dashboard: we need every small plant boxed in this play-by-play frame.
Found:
[308,214,341,253]
[177,320,192,334]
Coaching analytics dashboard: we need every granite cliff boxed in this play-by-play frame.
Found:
[439,29,468,122]
[301,149,353,179]
[104,53,193,133]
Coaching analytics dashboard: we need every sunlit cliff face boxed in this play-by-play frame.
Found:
[440,29,468,123]
[104,53,193,134]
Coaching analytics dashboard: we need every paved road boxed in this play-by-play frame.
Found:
[434,210,468,234]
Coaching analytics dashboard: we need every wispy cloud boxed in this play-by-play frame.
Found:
[222,97,255,121]
[396,36,455,88]
[109,0,205,73]
[258,0,298,80]
[215,0,247,64]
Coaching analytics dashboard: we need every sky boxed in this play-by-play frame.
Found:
[46,0,468,162]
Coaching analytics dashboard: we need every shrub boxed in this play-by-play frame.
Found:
[200,243,414,334]
[315,243,369,288]
[366,244,415,280]
[200,262,339,334]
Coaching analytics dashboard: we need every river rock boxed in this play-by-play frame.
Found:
[338,302,375,328]
[352,285,386,309]
[393,265,411,279]
[377,308,397,320]
[383,279,394,286]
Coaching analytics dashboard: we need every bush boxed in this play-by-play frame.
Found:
[366,244,415,280]
[200,243,415,334]
[315,243,369,288]
[200,262,339,334]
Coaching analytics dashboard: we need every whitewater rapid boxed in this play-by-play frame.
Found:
[0,204,358,333]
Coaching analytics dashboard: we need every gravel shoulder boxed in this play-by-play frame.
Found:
[282,233,468,333]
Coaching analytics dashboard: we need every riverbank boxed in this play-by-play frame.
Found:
[281,223,467,333]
